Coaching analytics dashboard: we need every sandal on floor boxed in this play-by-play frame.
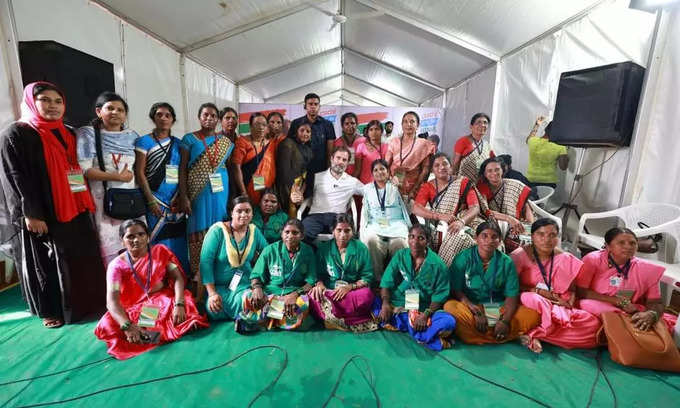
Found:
[43,317,64,328]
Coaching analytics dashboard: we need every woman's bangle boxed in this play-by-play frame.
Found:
[147,200,157,206]
[648,310,659,322]
[617,297,631,309]
[208,293,220,299]
[174,301,185,307]
[120,321,132,331]
[423,308,432,317]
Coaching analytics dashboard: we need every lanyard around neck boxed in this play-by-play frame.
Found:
[533,246,555,291]
[126,245,153,295]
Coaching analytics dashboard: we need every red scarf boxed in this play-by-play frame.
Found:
[20,82,95,222]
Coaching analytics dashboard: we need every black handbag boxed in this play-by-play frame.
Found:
[94,125,146,220]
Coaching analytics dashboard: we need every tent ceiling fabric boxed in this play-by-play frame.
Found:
[97,0,605,105]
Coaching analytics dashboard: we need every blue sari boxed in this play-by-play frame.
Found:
[180,133,234,234]
[134,134,189,273]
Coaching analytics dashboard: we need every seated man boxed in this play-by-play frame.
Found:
[298,146,364,243]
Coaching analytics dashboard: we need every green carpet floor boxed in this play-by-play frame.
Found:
[1,285,679,407]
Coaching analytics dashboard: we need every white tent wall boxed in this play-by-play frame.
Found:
[0,12,16,130]
[1,0,237,136]
[628,8,680,205]
[239,88,264,104]
[442,65,497,158]
[491,0,656,212]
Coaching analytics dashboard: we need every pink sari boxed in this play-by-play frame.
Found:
[308,287,377,332]
[94,245,209,360]
[576,249,677,331]
[386,137,434,195]
[511,248,600,349]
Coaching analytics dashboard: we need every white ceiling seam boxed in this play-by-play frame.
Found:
[89,0,240,87]
[238,47,342,85]
[343,47,444,92]
[181,2,315,53]
[264,73,344,102]
[342,88,386,106]
[343,73,417,105]
[353,0,501,61]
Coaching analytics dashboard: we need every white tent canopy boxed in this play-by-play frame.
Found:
[0,0,678,210]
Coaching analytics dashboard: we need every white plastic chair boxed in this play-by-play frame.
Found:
[532,186,555,207]
[297,197,358,243]
[576,203,680,305]
[415,215,449,243]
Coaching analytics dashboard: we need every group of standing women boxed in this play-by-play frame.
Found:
[1,82,675,365]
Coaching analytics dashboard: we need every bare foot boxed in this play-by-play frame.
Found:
[42,317,64,328]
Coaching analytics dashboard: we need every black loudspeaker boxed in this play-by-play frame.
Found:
[550,61,645,148]
[18,40,115,127]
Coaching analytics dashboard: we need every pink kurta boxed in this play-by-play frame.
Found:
[576,249,677,330]
[511,248,600,349]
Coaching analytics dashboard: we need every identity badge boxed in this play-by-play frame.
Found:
[138,304,160,328]
[405,289,420,311]
[483,302,501,327]
[609,276,623,288]
[253,174,265,191]
[165,165,179,184]
[209,173,224,193]
[67,170,87,192]
[229,270,243,291]
[267,298,285,320]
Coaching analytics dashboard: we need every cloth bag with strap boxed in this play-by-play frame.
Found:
[597,311,680,372]
[94,126,146,220]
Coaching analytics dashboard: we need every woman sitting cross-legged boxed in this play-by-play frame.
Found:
[576,227,677,333]
[200,196,268,321]
[511,219,600,353]
[444,222,540,345]
[95,220,208,360]
[373,223,456,351]
[309,214,378,332]
[235,219,317,332]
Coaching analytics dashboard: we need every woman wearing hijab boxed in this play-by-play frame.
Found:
[0,82,106,328]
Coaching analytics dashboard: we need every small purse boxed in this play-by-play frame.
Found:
[94,126,146,220]
[636,222,662,254]
[597,311,680,372]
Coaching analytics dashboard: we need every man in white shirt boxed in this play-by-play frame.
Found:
[298,146,364,243]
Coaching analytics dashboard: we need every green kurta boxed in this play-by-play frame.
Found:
[379,248,450,311]
[449,246,519,305]
[251,241,317,295]
[252,207,288,243]
[200,222,268,320]
[316,238,374,289]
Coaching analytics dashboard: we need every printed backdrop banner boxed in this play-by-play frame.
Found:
[238,103,444,139]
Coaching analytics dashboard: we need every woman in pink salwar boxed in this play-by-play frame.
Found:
[576,227,677,333]
[511,219,600,353]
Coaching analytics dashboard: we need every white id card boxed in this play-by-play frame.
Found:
[165,165,178,184]
[609,276,623,287]
[67,171,87,192]
[229,270,243,291]
[335,280,349,288]
[348,147,356,164]
[483,302,501,327]
[405,289,420,311]
[536,282,549,291]
[253,174,265,191]
[267,298,285,319]
[209,173,224,193]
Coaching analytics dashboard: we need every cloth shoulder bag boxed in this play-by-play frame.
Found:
[597,311,680,372]
[94,126,146,220]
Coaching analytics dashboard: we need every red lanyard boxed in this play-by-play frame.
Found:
[199,133,218,169]
[111,153,122,170]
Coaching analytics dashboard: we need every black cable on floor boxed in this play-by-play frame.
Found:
[654,374,680,392]
[596,351,618,408]
[0,357,114,386]
[1,345,288,408]
[585,350,602,408]
[322,355,380,408]
[433,351,553,408]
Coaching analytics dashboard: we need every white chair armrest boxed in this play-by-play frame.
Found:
[577,208,623,237]
[296,198,312,220]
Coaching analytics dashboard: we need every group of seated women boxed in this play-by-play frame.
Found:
[95,197,676,361]
[1,82,675,363]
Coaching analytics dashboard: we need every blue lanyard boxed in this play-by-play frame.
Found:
[374,182,387,213]
[533,246,555,291]
[608,255,631,279]
[126,245,153,295]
